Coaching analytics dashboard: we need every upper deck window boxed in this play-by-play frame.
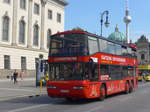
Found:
[115,44,122,55]
[122,46,128,56]
[99,39,108,53]
[88,36,98,55]
[49,33,88,57]
[127,47,132,54]
[107,42,116,54]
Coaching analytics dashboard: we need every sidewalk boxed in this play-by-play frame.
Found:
[0,77,35,82]
[0,78,47,101]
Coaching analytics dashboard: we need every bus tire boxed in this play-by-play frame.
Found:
[125,82,130,94]
[129,81,134,93]
[99,84,106,101]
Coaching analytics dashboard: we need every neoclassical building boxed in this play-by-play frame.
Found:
[0,0,68,78]
[136,35,150,64]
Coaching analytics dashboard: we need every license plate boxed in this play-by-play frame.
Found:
[60,90,69,93]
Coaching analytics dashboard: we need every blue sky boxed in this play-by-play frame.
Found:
[64,0,150,42]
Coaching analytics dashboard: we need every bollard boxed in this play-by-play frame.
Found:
[40,80,43,89]
[39,79,43,96]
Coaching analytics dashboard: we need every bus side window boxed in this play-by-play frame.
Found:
[100,64,109,80]
[109,65,122,80]
[128,66,134,76]
[122,66,128,78]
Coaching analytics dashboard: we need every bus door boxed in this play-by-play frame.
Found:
[84,61,99,97]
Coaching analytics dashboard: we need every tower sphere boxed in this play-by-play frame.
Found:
[124,16,132,23]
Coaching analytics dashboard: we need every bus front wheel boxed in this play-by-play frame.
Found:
[99,85,106,101]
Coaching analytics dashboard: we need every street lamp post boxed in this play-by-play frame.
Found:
[100,10,110,36]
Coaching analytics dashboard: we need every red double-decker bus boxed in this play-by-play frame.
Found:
[47,31,138,101]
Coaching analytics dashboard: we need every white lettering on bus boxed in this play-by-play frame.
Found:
[101,55,126,63]
[113,57,126,62]
[101,56,112,61]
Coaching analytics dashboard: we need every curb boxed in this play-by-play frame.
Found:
[0,78,35,82]
[0,93,47,101]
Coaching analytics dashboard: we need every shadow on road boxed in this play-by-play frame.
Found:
[2,92,129,105]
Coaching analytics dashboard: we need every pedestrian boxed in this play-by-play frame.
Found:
[19,69,24,80]
[13,70,18,84]
[10,72,14,81]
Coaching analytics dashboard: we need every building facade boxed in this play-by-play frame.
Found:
[0,0,67,78]
[136,35,150,65]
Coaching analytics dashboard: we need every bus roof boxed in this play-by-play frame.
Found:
[51,30,136,50]
[52,31,87,36]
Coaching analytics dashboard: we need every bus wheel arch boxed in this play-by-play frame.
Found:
[99,83,107,101]
[125,81,130,94]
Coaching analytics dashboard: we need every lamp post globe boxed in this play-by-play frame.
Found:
[104,21,110,27]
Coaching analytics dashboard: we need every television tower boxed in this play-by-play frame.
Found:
[124,0,131,43]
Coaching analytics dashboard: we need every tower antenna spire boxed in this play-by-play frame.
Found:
[124,0,131,43]
[126,0,129,10]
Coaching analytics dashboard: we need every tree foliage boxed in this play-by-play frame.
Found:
[72,27,84,31]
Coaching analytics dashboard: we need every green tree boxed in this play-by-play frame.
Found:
[72,27,84,31]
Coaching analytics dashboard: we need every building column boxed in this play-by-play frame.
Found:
[40,0,47,50]
[27,0,33,48]
[12,0,18,46]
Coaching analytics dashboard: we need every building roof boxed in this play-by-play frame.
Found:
[137,35,149,43]
[108,25,126,42]
[51,0,68,6]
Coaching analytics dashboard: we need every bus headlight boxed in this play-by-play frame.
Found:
[73,86,84,90]
[47,86,57,89]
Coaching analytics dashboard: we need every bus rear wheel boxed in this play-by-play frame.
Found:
[125,82,130,94]
[99,85,106,101]
[129,81,134,93]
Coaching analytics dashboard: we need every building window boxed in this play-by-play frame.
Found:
[2,16,9,41]
[47,29,51,48]
[21,57,26,70]
[57,13,61,23]
[141,54,145,60]
[48,10,52,19]
[33,24,39,46]
[3,0,10,4]
[20,0,26,9]
[4,55,10,69]
[34,3,40,15]
[19,20,26,44]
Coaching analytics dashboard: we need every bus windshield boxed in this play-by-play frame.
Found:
[49,33,88,57]
[49,62,98,81]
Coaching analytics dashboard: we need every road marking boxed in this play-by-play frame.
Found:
[7,104,49,112]
[0,88,35,92]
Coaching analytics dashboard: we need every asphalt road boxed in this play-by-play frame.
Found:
[0,81,150,112]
